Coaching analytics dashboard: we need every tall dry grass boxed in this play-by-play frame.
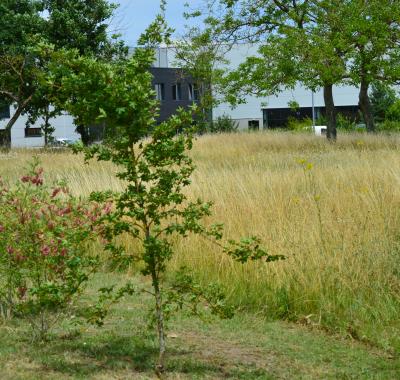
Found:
[1,131,399,352]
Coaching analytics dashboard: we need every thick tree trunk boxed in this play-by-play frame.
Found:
[1,95,33,148]
[323,84,337,141]
[2,104,25,148]
[358,79,375,133]
[76,124,90,146]
[2,128,11,149]
[5,104,24,131]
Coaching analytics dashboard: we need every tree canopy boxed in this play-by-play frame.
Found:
[190,0,400,138]
[0,0,122,146]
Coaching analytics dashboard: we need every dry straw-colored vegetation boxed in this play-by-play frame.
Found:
[1,131,399,352]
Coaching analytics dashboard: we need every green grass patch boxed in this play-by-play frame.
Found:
[0,273,398,379]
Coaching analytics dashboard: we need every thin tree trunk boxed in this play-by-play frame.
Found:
[323,84,337,141]
[152,268,166,377]
[145,222,166,377]
[43,107,51,147]
[358,79,375,132]
[155,289,166,376]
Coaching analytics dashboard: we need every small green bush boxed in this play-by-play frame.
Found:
[387,99,400,121]
[287,117,313,132]
[370,82,397,122]
[376,120,400,132]
[208,114,239,133]
[337,114,358,131]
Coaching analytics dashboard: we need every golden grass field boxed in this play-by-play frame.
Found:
[1,131,399,353]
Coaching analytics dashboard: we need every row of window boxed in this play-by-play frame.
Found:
[155,83,199,102]
[25,128,42,137]
[0,128,43,139]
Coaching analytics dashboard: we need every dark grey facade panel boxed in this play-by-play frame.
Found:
[150,67,197,122]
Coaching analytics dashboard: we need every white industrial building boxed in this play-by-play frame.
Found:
[211,43,361,130]
[156,43,361,130]
[0,109,80,148]
[0,43,363,147]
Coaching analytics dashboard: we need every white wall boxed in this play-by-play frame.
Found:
[212,43,360,122]
[265,85,360,109]
[235,118,263,130]
[0,107,80,148]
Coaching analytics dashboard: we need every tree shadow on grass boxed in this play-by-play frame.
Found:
[25,331,272,379]
[35,334,157,376]
[167,357,273,379]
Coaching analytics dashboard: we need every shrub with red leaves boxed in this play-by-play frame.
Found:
[0,158,105,339]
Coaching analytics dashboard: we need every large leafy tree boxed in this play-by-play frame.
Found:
[44,0,117,55]
[0,0,121,146]
[0,0,44,51]
[199,0,348,140]
[193,0,400,139]
[0,1,45,144]
[343,0,400,132]
[37,0,123,146]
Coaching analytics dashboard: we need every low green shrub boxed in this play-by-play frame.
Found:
[337,114,358,131]
[208,114,239,133]
[387,100,400,122]
[376,120,400,132]
[287,117,313,132]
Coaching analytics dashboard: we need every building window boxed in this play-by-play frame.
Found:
[155,83,165,101]
[248,120,260,131]
[25,128,42,138]
[188,83,199,101]
[172,83,182,101]
[0,104,10,120]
